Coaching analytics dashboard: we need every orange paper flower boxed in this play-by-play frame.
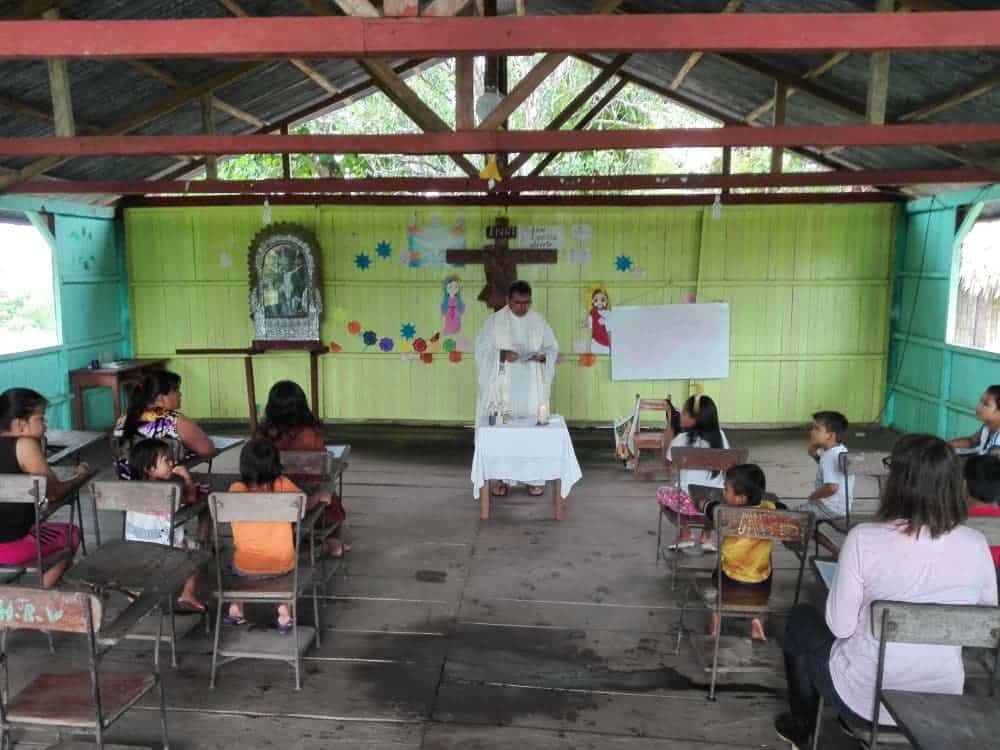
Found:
[420,353,433,364]
[328,342,342,353]
[347,320,362,335]
[448,350,462,363]
[580,353,597,367]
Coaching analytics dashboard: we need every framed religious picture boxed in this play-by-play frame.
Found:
[248,223,323,350]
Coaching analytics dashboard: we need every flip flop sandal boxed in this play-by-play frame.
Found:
[276,620,294,635]
[223,614,248,626]
[174,599,207,614]
[527,486,545,496]
[492,483,508,497]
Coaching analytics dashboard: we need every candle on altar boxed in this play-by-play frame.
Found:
[537,402,550,426]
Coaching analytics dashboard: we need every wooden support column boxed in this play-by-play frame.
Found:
[770,82,786,173]
[42,8,74,137]
[200,94,217,180]
[455,57,474,130]
[867,0,894,124]
[280,124,291,178]
[721,140,732,195]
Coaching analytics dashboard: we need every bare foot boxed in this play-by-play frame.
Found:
[325,537,344,558]
[751,618,767,642]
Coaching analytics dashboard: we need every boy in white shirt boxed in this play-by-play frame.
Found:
[806,410,851,556]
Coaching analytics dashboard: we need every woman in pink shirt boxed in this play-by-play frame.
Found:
[775,434,998,749]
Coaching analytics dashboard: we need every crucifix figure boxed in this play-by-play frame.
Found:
[446,216,557,311]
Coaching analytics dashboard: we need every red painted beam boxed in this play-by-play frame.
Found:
[1,125,999,157]
[6,169,994,195]
[1,13,1000,60]
[120,192,901,209]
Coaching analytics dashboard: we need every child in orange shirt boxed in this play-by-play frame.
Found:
[224,438,330,634]
[695,463,775,642]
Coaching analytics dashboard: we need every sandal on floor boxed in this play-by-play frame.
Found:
[527,486,545,496]
[492,482,508,497]
[223,614,248,626]
[277,620,293,635]
[174,599,206,614]
[667,540,697,551]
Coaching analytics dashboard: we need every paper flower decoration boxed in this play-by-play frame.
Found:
[399,341,412,353]
[401,352,417,362]
[354,253,372,271]
[449,350,462,363]
[378,337,394,353]
[333,307,348,322]
[615,255,634,272]
[420,353,433,364]
[328,342,342,353]
[362,330,377,347]
[400,323,416,341]
[443,338,457,353]
[430,332,441,344]
[376,241,392,259]
[580,353,598,367]
[457,336,471,352]
[347,320,362,335]
[413,337,427,353]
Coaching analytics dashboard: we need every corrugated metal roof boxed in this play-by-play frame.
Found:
[0,0,998,190]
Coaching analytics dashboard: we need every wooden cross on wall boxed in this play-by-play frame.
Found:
[446,216,557,311]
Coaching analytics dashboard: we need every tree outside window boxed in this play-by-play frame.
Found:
[0,218,59,356]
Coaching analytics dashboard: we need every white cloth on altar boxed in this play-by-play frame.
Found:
[471,416,582,498]
[474,306,559,424]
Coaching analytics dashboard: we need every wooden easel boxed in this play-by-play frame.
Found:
[175,344,325,433]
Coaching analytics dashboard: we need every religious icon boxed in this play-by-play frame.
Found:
[441,274,465,335]
[248,224,323,349]
[583,284,611,355]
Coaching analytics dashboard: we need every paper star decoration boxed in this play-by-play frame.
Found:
[375,241,392,259]
[400,323,417,341]
[354,253,372,270]
[615,255,634,272]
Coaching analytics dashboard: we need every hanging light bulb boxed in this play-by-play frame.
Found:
[711,193,722,221]
[262,198,272,225]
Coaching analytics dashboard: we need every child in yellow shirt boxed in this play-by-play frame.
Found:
[696,463,775,642]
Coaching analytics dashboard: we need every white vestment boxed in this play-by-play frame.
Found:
[475,306,559,424]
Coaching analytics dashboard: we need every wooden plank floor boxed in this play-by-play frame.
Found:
[9,426,901,749]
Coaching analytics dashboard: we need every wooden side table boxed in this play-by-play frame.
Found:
[68,359,166,430]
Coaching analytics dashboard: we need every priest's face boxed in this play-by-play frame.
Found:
[509,292,532,317]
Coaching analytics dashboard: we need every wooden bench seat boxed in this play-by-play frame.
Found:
[7,671,154,728]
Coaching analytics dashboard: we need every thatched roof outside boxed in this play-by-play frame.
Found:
[960,218,1000,300]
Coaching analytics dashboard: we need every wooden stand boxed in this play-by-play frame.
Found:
[69,359,166,430]
[175,345,326,432]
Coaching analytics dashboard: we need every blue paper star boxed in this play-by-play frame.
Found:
[615,255,634,272]
[376,241,392,259]
[400,323,417,341]
[354,253,372,271]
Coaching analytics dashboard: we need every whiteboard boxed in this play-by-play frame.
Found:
[610,303,730,381]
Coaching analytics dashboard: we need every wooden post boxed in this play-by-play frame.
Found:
[867,0,894,125]
[455,57,474,130]
[770,82,787,174]
[280,124,291,178]
[721,141,732,195]
[42,9,74,137]
[244,355,257,433]
[200,94,217,180]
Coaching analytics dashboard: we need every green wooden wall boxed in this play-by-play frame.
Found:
[0,197,130,430]
[125,202,895,425]
[888,186,1000,436]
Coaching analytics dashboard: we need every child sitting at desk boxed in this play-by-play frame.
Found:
[964,453,1000,566]
[256,380,349,558]
[950,385,1000,455]
[658,393,730,550]
[695,463,775,642]
[224,438,330,634]
[127,438,204,612]
[805,410,851,556]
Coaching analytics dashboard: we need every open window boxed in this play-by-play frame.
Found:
[0,213,59,356]
[949,202,1000,354]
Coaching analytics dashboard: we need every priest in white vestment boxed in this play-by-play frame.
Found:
[475,280,560,496]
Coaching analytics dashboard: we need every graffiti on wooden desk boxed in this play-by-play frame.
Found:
[0,590,95,633]
[720,509,807,542]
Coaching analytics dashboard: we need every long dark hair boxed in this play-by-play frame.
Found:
[129,438,172,481]
[258,380,319,442]
[0,388,48,432]
[683,394,724,449]
[239,437,283,488]
[726,463,766,507]
[964,454,1000,503]
[985,385,1000,408]
[877,433,966,538]
[122,371,181,438]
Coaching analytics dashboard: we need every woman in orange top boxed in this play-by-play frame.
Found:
[225,438,330,634]
[695,463,775,642]
[256,380,349,557]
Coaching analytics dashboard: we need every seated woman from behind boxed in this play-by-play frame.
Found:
[774,434,998,749]
[0,388,92,587]
[695,463,774,642]
[256,380,349,557]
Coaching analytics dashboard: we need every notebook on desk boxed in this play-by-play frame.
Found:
[815,559,839,591]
